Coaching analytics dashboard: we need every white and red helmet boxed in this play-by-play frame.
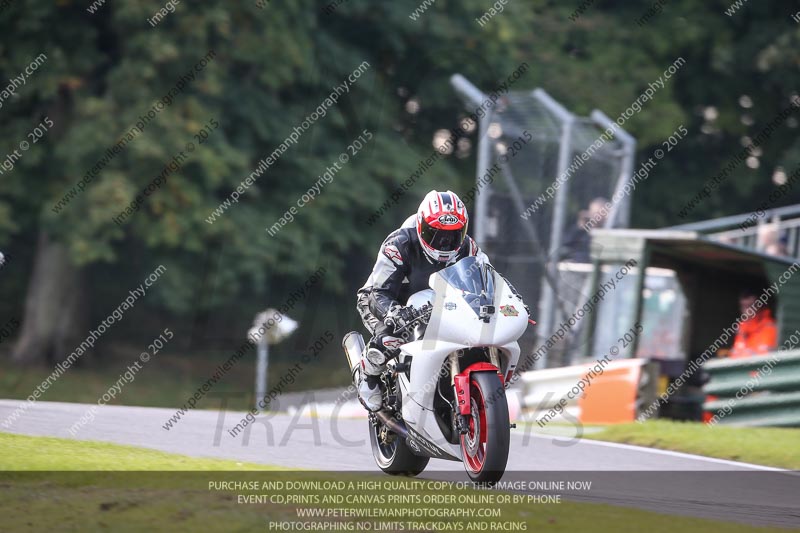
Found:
[416,190,468,262]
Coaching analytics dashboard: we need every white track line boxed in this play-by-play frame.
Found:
[1,400,789,472]
[536,433,787,471]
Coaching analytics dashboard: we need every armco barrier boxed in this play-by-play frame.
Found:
[518,358,658,425]
[702,350,800,427]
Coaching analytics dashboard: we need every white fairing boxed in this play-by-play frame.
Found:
[395,268,528,461]
[405,289,434,309]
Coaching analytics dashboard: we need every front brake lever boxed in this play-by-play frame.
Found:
[395,305,432,337]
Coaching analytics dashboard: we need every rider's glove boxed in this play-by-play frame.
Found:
[384,305,416,334]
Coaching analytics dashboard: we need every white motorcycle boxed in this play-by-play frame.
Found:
[343,256,531,483]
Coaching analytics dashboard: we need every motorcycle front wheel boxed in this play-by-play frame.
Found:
[460,371,510,483]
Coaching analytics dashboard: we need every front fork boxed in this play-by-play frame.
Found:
[449,353,468,434]
[451,348,502,435]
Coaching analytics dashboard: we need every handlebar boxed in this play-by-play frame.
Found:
[385,303,432,334]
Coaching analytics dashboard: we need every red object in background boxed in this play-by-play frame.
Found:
[729,308,777,359]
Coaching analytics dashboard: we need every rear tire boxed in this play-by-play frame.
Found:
[369,419,429,476]
[460,372,510,483]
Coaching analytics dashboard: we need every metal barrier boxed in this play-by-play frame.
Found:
[517,358,658,425]
[702,350,800,427]
[666,203,800,261]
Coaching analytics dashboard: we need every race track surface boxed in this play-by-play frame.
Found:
[1,399,798,528]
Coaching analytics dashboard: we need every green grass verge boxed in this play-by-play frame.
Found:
[0,432,786,532]
[584,420,800,470]
[0,350,351,412]
[0,431,279,471]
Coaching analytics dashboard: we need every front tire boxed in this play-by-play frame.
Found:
[461,372,510,483]
[369,419,429,476]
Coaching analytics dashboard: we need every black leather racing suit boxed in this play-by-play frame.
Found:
[356,216,489,375]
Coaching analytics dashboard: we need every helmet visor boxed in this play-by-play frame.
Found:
[420,219,467,253]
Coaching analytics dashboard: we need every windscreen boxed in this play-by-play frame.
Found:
[437,256,496,316]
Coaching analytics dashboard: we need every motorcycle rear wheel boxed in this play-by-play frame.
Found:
[369,418,429,476]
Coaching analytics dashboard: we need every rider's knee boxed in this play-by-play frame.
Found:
[362,346,388,376]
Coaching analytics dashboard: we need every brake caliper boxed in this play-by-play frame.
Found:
[455,414,470,435]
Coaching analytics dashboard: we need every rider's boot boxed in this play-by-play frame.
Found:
[358,373,383,412]
[357,347,387,412]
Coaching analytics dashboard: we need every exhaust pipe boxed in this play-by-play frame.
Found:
[375,410,409,440]
[342,331,365,385]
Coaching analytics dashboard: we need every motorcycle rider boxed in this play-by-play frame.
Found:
[355,190,491,411]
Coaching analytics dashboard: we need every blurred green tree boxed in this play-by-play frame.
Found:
[0,0,797,365]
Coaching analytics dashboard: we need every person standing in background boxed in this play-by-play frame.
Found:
[562,197,609,263]
[729,288,777,358]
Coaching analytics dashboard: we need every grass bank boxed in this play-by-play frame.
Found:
[584,420,799,469]
[0,349,349,413]
[0,432,785,533]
